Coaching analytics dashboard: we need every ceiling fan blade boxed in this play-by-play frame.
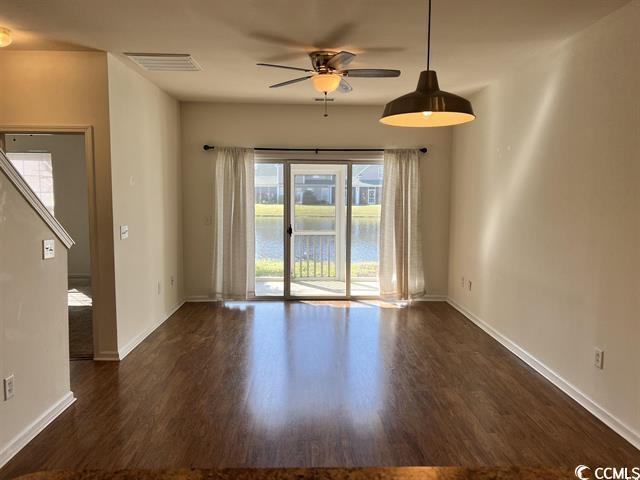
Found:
[250,31,306,49]
[316,22,356,49]
[345,69,401,78]
[257,63,313,72]
[269,76,313,88]
[327,51,356,71]
[338,78,353,93]
[356,46,406,54]
[262,52,311,63]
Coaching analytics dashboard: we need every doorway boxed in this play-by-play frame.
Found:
[1,132,94,360]
[290,163,347,297]
[254,159,383,299]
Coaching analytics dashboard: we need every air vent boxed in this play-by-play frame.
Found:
[124,53,202,72]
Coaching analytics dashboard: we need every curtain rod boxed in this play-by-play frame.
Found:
[202,145,428,154]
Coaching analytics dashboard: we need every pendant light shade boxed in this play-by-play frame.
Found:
[380,0,475,128]
[380,70,474,127]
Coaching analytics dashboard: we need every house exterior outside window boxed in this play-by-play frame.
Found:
[7,152,55,214]
[352,164,383,205]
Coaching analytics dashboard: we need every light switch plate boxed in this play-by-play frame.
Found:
[43,239,55,259]
[120,225,129,240]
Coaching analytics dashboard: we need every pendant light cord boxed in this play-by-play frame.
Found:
[427,0,432,71]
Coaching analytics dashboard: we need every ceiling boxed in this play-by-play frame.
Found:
[0,0,631,105]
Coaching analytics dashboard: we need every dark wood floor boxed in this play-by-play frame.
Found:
[68,306,93,360]
[2,301,639,477]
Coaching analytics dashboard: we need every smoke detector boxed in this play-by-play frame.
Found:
[124,53,201,72]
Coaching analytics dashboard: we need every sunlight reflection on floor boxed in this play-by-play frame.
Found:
[68,287,92,307]
[300,300,408,309]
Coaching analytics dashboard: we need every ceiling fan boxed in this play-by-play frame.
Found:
[257,50,400,94]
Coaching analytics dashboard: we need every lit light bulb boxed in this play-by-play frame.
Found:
[422,111,433,117]
[312,74,341,94]
[0,27,12,48]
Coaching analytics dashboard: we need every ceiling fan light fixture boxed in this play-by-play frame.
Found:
[380,70,475,127]
[0,27,12,47]
[312,73,341,93]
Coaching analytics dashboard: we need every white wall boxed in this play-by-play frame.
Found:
[448,0,640,441]
[0,169,73,465]
[4,134,91,278]
[0,50,118,360]
[181,102,453,299]
[107,54,184,354]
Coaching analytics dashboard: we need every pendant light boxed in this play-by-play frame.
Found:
[380,0,474,127]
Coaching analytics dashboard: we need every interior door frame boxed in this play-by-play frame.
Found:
[254,155,382,301]
[0,125,105,358]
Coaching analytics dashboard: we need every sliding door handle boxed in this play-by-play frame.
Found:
[287,225,293,237]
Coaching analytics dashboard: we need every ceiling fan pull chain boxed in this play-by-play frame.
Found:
[324,92,328,117]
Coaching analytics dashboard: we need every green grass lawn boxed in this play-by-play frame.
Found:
[255,204,380,218]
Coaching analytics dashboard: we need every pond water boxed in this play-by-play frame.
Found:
[256,217,379,263]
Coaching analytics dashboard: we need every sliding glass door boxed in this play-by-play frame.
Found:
[290,164,346,297]
[255,163,285,296]
[254,159,382,299]
[350,164,383,296]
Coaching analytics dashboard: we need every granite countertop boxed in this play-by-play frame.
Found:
[14,467,574,480]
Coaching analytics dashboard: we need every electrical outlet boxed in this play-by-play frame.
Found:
[468,280,472,291]
[120,225,129,240]
[3,375,15,400]
[170,275,175,287]
[594,349,604,369]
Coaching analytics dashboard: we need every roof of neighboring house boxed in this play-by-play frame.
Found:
[353,165,383,188]
[255,165,384,188]
[255,164,283,187]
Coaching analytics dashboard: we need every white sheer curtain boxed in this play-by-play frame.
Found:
[211,147,255,299]
[379,149,425,299]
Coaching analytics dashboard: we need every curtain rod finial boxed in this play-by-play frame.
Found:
[420,147,428,153]
[203,144,214,151]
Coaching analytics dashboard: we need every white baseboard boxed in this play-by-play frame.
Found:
[184,295,217,302]
[185,295,449,302]
[446,297,640,451]
[416,294,448,301]
[117,300,186,360]
[93,350,120,361]
[0,391,76,468]
[68,274,91,280]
